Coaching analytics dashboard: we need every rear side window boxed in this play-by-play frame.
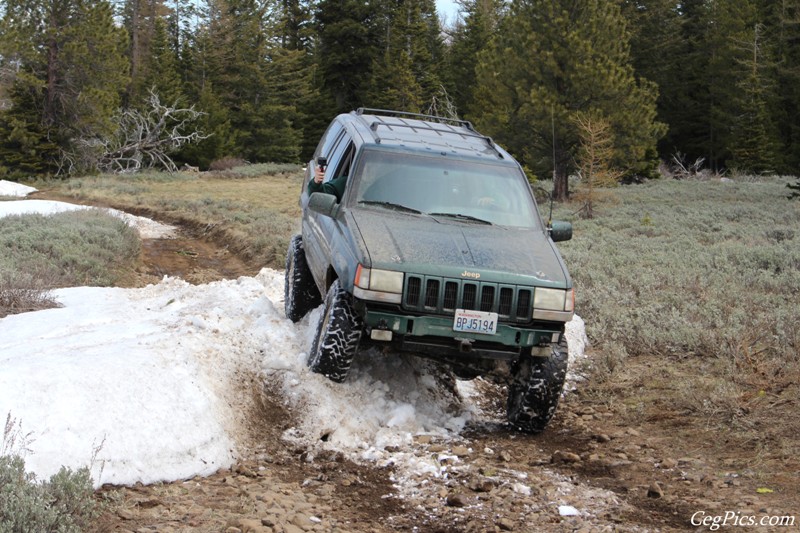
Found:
[314,121,344,160]
[321,134,352,183]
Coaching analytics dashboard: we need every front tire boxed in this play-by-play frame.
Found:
[284,235,321,322]
[308,279,363,383]
[506,334,569,433]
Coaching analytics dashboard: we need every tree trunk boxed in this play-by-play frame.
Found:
[45,2,60,127]
[552,156,570,202]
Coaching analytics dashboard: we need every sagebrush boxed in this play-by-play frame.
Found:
[552,176,800,428]
[0,455,99,532]
[0,209,141,317]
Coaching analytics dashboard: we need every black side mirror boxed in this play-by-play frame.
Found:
[549,221,572,242]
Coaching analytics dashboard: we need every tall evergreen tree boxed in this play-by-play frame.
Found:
[315,0,380,113]
[139,16,184,107]
[187,0,306,163]
[766,0,800,171]
[444,0,504,118]
[173,81,235,168]
[0,82,61,177]
[620,0,687,159]
[368,0,443,111]
[123,0,166,104]
[278,0,315,51]
[0,0,128,174]
[728,23,781,172]
[473,0,664,200]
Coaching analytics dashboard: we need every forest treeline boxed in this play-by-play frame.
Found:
[0,0,798,190]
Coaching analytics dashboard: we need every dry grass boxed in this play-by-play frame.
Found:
[39,166,305,269]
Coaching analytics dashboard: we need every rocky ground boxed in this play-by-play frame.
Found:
[85,224,796,533]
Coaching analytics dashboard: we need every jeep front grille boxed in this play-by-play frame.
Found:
[403,275,533,322]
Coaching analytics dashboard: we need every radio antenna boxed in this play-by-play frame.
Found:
[548,105,556,227]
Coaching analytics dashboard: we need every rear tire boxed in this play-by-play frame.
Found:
[308,279,363,382]
[284,235,321,322]
[506,334,569,433]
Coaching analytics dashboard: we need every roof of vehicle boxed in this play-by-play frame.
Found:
[343,108,515,162]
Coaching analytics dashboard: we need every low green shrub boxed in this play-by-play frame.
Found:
[207,162,303,179]
[554,177,799,378]
[0,209,141,317]
[208,156,248,171]
[0,455,98,532]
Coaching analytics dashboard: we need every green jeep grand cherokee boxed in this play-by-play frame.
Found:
[285,109,574,432]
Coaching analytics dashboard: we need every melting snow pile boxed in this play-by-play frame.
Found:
[0,179,38,197]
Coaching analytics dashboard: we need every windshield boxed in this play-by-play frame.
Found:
[351,150,542,229]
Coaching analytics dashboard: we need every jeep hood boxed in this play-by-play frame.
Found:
[350,209,569,285]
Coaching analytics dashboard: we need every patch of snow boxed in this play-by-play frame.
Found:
[0,180,38,197]
[0,199,175,239]
[559,505,580,516]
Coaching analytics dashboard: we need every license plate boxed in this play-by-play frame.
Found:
[453,309,498,335]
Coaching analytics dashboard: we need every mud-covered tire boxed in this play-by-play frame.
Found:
[308,279,363,382]
[506,334,569,433]
[284,235,322,322]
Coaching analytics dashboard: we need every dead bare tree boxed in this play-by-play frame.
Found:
[669,152,707,180]
[69,90,209,174]
[425,85,460,121]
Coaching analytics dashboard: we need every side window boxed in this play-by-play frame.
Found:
[315,122,343,160]
[322,134,351,183]
[332,142,356,181]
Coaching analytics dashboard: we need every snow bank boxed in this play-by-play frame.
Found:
[0,180,38,197]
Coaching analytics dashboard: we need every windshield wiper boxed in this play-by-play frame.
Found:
[428,212,493,225]
[359,201,422,214]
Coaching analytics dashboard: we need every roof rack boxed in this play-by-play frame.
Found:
[354,107,504,158]
[356,107,475,130]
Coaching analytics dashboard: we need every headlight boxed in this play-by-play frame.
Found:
[353,265,403,303]
[534,287,571,311]
[533,287,574,321]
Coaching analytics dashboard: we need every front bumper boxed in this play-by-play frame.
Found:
[358,305,563,360]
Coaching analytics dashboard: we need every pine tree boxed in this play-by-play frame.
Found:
[573,112,622,219]
[123,0,166,104]
[620,0,687,159]
[173,82,235,168]
[140,16,184,107]
[0,0,128,175]
[444,0,504,118]
[472,0,664,200]
[256,47,315,162]
[766,0,800,171]
[0,81,61,177]
[278,0,315,52]
[315,0,380,112]
[187,0,307,163]
[728,23,781,173]
[368,0,443,112]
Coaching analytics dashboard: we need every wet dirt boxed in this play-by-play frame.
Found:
[136,233,258,286]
